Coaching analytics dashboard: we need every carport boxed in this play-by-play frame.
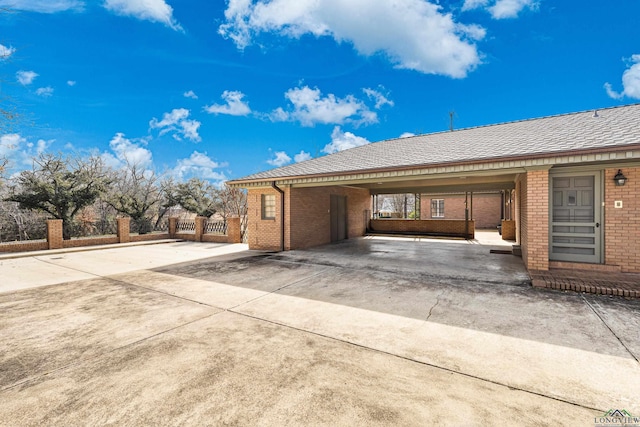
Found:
[229,105,640,276]
[235,165,521,251]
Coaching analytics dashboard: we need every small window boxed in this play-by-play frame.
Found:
[431,199,444,218]
[261,194,276,220]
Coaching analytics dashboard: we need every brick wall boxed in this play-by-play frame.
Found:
[247,187,283,251]
[247,185,370,251]
[0,240,48,253]
[605,167,640,273]
[501,220,516,241]
[518,174,528,267]
[521,169,549,271]
[288,186,370,249]
[370,219,474,238]
[420,193,502,229]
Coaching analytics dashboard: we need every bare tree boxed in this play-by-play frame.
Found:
[162,177,221,218]
[5,153,110,239]
[219,184,247,219]
[105,161,162,234]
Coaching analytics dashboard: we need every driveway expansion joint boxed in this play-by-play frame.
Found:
[582,295,640,365]
[227,309,604,414]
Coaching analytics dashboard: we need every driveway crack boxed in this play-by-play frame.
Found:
[425,289,446,322]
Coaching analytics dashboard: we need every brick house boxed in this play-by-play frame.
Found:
[420,192,504,229]
[228,104,640,274]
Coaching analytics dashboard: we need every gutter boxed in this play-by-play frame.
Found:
[271,181,285,252]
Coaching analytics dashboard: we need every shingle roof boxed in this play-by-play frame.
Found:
[231,103,640,183]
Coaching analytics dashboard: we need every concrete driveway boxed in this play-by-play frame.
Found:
[1,238,639,426]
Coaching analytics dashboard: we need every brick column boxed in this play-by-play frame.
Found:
[195,216,206,242]
[226,217,242,243]
[117,217,131,243]
[525,168,550,271]
[47,219,64,250]
[169,217,177,238]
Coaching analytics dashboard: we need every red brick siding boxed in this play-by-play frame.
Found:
[247,186,370,251]
[288,186,370,250]
[522,169,549,271]
[247,188,283,251]
[370,219,474,238]
[420,193,502,229]
[605,167,640,273]
[518,174,529,267]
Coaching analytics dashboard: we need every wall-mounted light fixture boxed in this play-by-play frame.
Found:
[613,169,627,186]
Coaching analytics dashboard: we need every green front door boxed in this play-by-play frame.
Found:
[550,172,602,263]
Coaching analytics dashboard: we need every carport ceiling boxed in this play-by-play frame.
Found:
[350,173,517,195]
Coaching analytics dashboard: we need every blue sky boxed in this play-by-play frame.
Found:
[0,0,639,184]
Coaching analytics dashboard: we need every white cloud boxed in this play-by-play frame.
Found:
[149,108,201,142]
[363,87,394,109]
[27,138,53,155]
[35,86,54,97]
[173,151,227,183]
[104,133,153,168]
[399,132,416,138]
[67,80,76,86]
[462,0,538,19]
[16,70,38,85]
[219,0,484,78]
[0,133,55,171]
[0,44,15,60]
[323,126,371,154]
[294,151,312,163]
[204,90,251,116]
[267,151,292,167]
[0,0,84,13]
[183,90,198,99]
[462,0,489,11]
[0,134,26,157]
[271,86,377,127]
[103,0,182,31]
[605,54,640,100]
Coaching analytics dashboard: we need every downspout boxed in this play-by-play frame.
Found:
[271,181,285,252]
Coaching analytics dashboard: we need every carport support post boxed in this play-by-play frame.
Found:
[464,192,470,240]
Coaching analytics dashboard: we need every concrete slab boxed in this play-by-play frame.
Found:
[0,311,597,426]
[1,239,637,425]
[0,242,250,293]
[0,257,96,292]
[0,278,218,389]
[277,236,530,286]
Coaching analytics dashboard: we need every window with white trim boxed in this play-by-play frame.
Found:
[430,199,445,218]
[261,194,276,220]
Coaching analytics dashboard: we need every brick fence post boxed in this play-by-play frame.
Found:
[47,219,64,250]
[195,216,206,242]
[226,216,242,243]
[117,217,131,243]
[169,217,177,238]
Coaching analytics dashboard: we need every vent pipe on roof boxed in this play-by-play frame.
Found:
[593,110,599,118]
